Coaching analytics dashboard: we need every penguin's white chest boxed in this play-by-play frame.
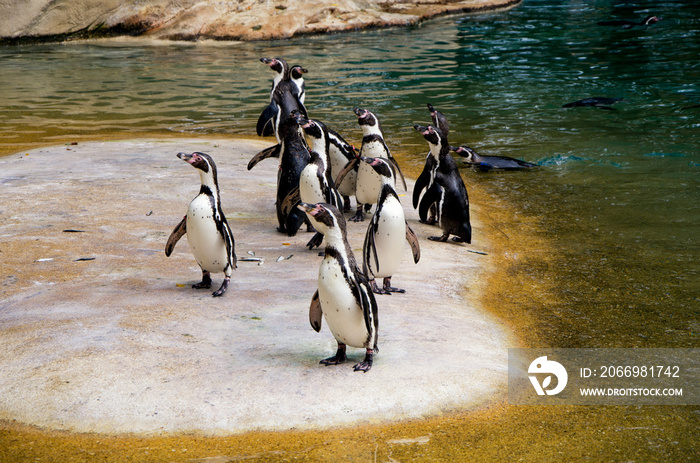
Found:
[356,161,383,205]
[329,148,356,196]
[366,196,406,278]
[317,257,369,348]
[186,194,228,273]
[299,165,325,204]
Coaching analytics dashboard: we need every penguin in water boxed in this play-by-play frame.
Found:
[597,15,660,28]
[165,152,237,297]
[451,145,535,172]
[562,97,623,110]
[337,107,406,222]
[298,202,379,372]
[413,103,450,225]
[294,112,344,249]
[414,125,472,243]
[361,157,420,294]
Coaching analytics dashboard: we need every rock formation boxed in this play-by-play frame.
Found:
[0,0,521,43]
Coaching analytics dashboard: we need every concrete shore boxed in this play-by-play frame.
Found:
[0,138,512,435]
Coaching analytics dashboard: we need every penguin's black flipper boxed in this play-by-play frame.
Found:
[248,144,281,170]
[216,214,238,270]
[362,212,380,278]
[256,102,278,137]
[405,222,421,264]
[309,290,323,332]
[418,183,443,224]
[165,216,187,257]
[280,186,301,218]
[335,157,359,188]
[412,162,432,209]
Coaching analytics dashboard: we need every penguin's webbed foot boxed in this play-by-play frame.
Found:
[428,233,449,242]
[349,207,365,222]
[370,279,391,295]
[193,272,212,289]
[382,277,405,294]
[306,232,324,250]
[212,277,230,297]
[451,236,465,243]
[320,344,347,366]
[353,350,374,372]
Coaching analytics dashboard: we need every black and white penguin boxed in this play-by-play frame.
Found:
[413,103,450,225]
[342,107,406,222]
[414,125,472,243]
[562,97,623,110]
[165,152,237,297]
[451,145,535,172]
[256,57,308,142]
[294,112,344,249]
[298,202,379,372]
[327,128,358,212]
[360,157,420,294]
[597,15,660,28]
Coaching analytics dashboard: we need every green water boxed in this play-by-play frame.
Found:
[1,0,698,458]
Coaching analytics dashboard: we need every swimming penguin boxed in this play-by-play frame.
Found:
[413,103,450,225]
[294,112,344,249]
[414,125,472,243]
[597,15,660,28]
[339,107,406,222]
[451,145,535,172]
[256,57,308,141]
[165,152,237,297]
[562,97,623,110]
[298,202,379,372]
[360,157,420,294]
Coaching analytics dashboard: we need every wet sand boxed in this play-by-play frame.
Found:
[0,138,513,436]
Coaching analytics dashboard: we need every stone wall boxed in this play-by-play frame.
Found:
[0,0,521,43]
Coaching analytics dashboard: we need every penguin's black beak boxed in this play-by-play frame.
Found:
[297,202,318,215]
[353,107,365,117]
[177,152,194,162]
[427,103,435,113]
[413,124,428,134]
[291,111,310,127]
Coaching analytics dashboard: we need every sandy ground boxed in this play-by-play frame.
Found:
[0,138,512,435]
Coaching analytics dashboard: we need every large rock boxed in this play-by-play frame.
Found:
[0,0,521,42]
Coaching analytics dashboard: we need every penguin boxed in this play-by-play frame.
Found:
[165,152,237,297]
[360,157,420,294]
[256,57,308,142]
[294,112,344,249]
[327,128,358,212]
[562,97,623,110]
[298,202,379,372]
[451,145,535,172]
[414,125,472,243]
[339,107,406,222]
[413,103,450,225]
[597,15,660,28]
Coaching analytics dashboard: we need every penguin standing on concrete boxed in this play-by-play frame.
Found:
[451,145,535,171]
[294,112,344,249]
[338,107,406,222]
[255,57,308,142]
[414,125,472,243]
[298,202,379,372]
[165,152,237,297]
[360,157,420,294]
[413,103,450,225]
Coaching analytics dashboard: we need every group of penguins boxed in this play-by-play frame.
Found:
[165,57,533,371]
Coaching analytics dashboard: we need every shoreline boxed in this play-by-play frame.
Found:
[0,138,518,443]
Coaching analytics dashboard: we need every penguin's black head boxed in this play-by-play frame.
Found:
[354,107,378,127]
[451,145,477,162]
[261,57,287,74]
[290,65,308,80]
[414,125,443,146]
[178,151,216,173]
[295,114,325,140]
[297,202,339,231]
[361,156,393,179]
